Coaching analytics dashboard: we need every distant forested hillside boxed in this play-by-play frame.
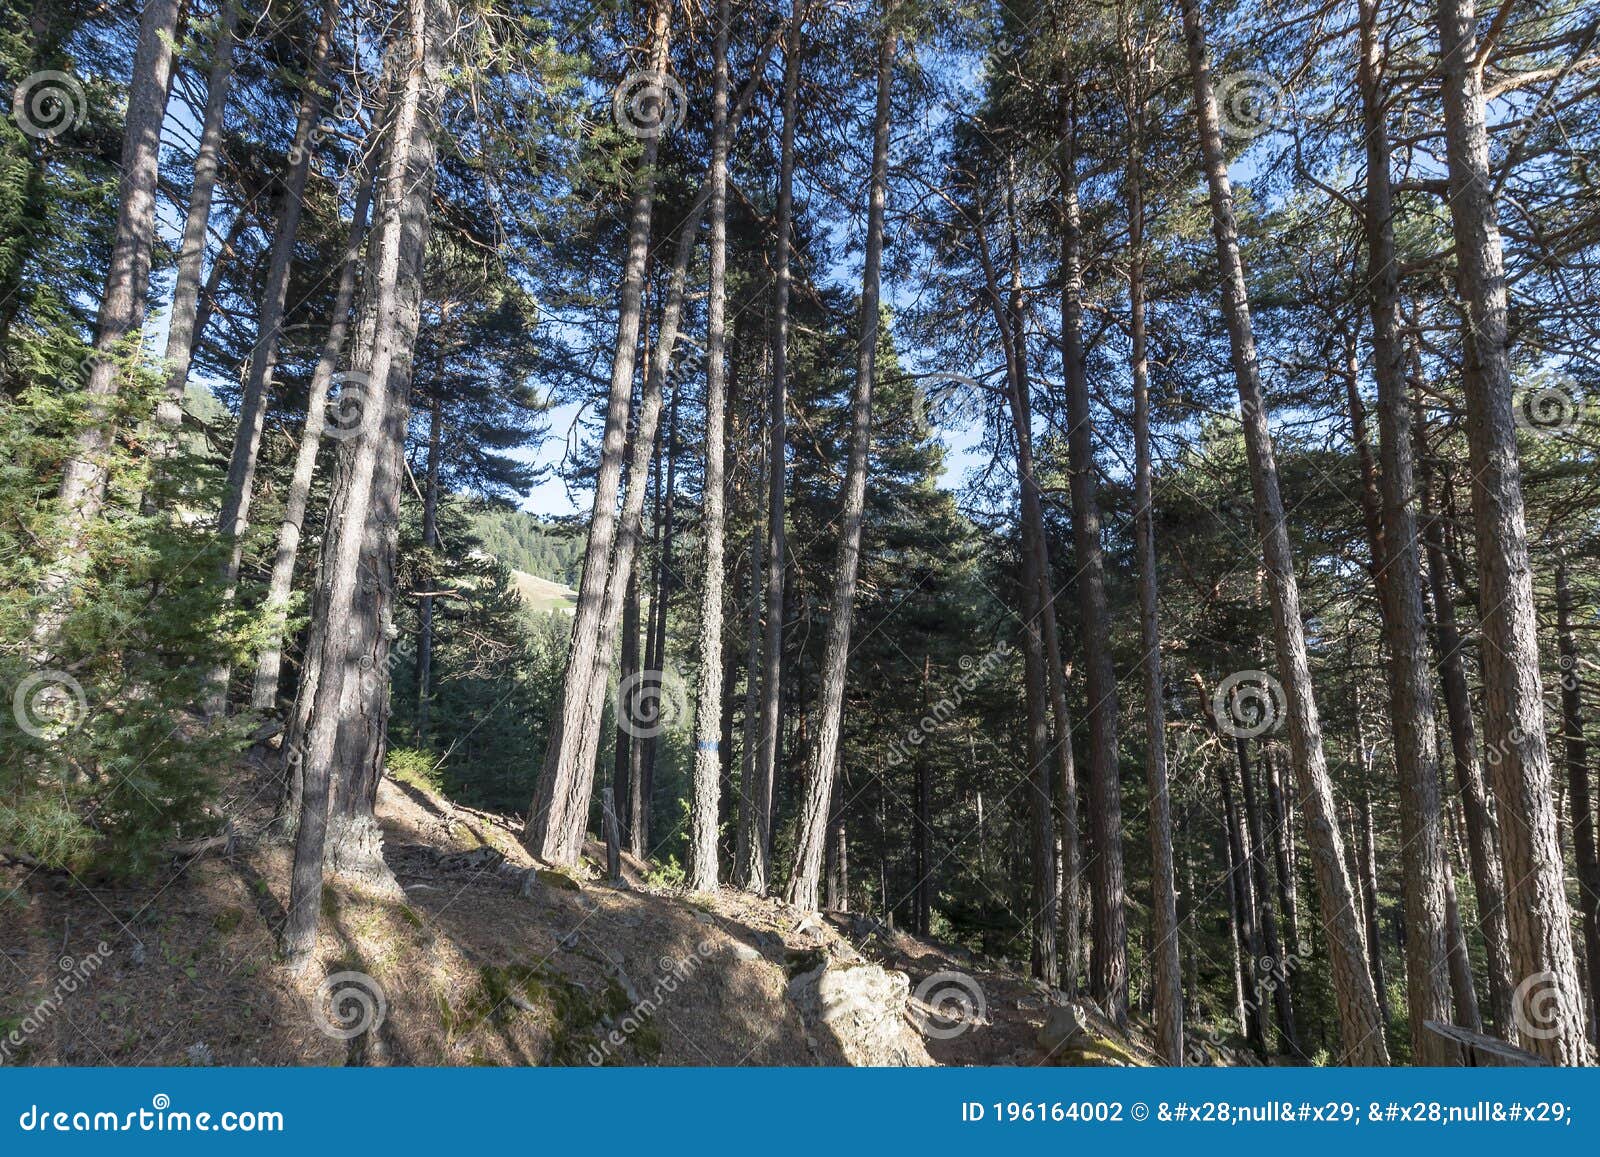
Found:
[471,508,586,587]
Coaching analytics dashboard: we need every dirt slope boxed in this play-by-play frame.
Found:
[1,759,1233,1067]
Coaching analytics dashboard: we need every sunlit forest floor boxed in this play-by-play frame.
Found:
[2,756,1256,1067]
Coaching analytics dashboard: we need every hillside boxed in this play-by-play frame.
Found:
[510,569,579,615]
[472,509,586,589]
[0,756,1231,1068]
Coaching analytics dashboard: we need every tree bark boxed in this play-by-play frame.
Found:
[686,0,733,894]
[1242,740,1298,1056]
[1557,559,1600,1046]
[1220,750,1266,1057]
[1123,79,1180,1061]
[1357,0,1458,1063]
[1432,0,1588,1064]
[208,0,340,711]
[786,12,893,912]
[1264,745,1301,958]
[283,0,443,965]
[1413,382,1515,1030]
[153,1,239,463]
[1179,0,1388,1064]
[251,167,378,712]
[39,0,181,626]
[743,1,806,895]
[1059,83,1126,1021]
[524,0,673,863]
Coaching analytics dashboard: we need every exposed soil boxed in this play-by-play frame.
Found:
[1,758,1244,1067]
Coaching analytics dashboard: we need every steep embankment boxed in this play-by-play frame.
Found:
[1,758,1232,1067]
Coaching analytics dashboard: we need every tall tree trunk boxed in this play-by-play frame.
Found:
[524,0,673,863]
[1444,853,1484,1031]
[786,12,892,911]
[1557,559,1600,1045]
[1413,384,1515,1029]
[1059,82,1126,1020]
[1220,750,1266,1057]
[1179,0,1387,1063]
[415,394,442,744]
[1355,786,1392,1031]
[152,1,239,463]
[1242,740,1298,1055]
[208,0,339,711]
[1264,746,1301,958]
[283,0,443,966]
[638,388,678,851]
[972,172,1057,988]
[530,16,772,865]
[1357,0,1458,1063]
[1124,81,1180,1061]
[686,0,733,894]
[743,1,806,895]
[38,0,181,626]
[613,562,642,853]
[251,168,379,712]
[1432,0,1588,1063]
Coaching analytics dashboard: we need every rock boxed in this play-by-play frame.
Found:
[786,961,933,1067]
[1037,1002,1147,1067]
[729,941,763,963]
